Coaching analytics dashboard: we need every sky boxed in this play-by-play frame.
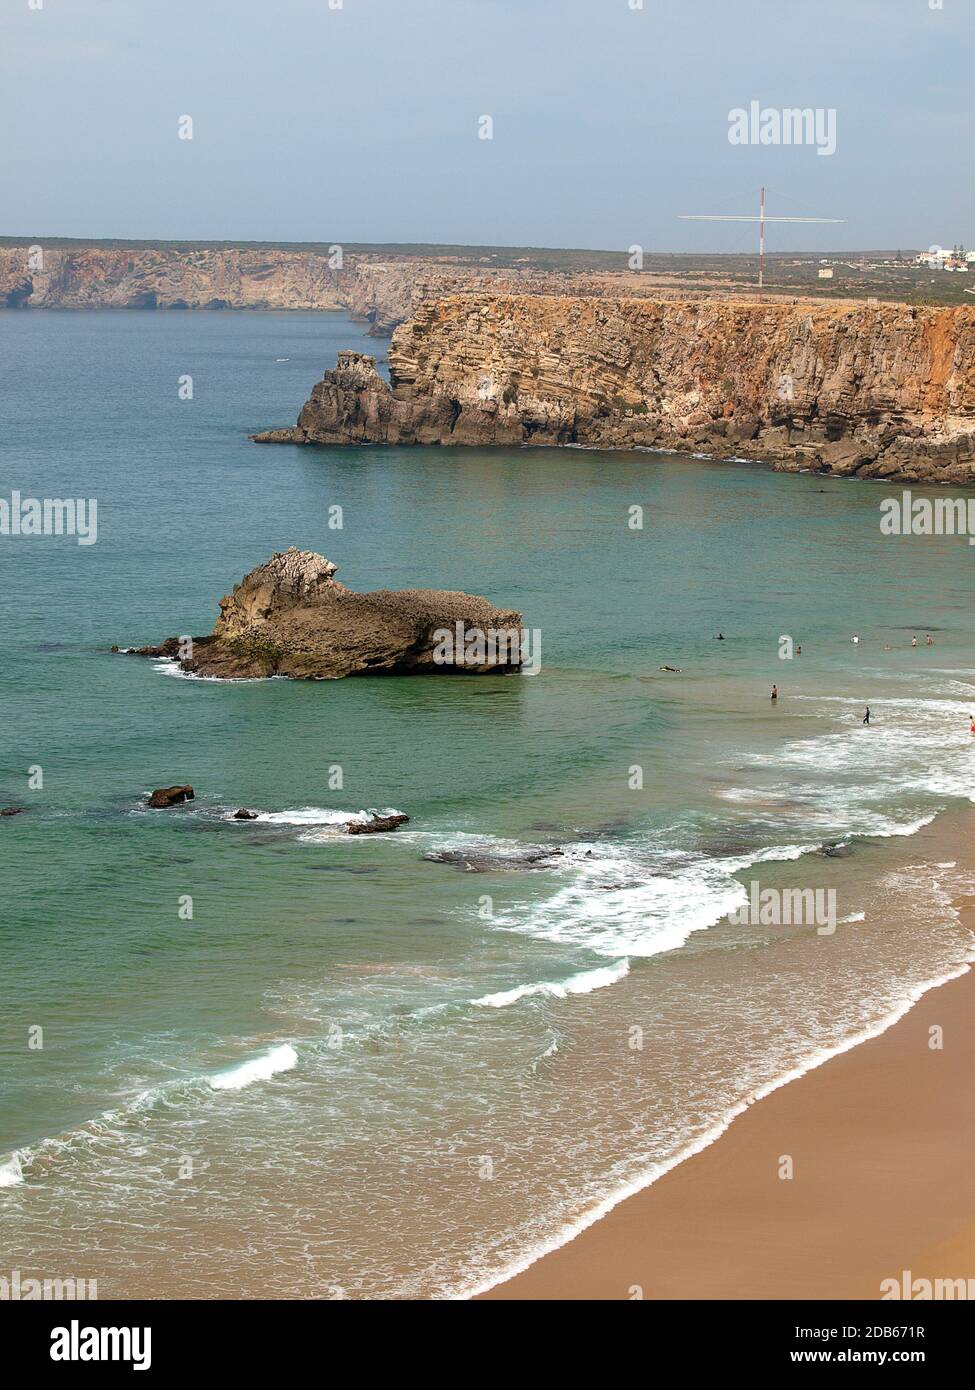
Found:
[1,0,972,253]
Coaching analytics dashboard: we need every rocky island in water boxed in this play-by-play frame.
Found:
[118,547,524,680]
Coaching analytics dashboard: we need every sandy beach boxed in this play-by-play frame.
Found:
[482,888,975,1301]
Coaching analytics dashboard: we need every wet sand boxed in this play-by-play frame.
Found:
[481,903,975,1301]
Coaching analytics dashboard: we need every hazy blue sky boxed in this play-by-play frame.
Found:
[2,0,972,252]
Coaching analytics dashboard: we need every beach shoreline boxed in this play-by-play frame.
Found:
[478,848,975,1301]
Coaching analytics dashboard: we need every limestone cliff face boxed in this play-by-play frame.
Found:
[0,246,349,312]
[255,296,975,483]
[0,244,684,333]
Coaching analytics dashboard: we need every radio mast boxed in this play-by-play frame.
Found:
[679,187,845,288]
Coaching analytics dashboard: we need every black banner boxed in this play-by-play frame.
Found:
[2,1299,967,1374]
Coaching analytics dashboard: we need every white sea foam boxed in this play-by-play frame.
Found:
[473,959,630,1008]
[248,805,404,832]
[489,838,818,959]
[0,1152,25,1188]
[2,1042,304,1185]
[153,658,289,684]
[260,807,366,826]
[461,945,975,1300]
[208,1043,298,1091]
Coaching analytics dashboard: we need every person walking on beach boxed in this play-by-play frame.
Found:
[863,707,870,725]
[771,685,778,702]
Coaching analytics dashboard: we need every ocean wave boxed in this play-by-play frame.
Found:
[462,945,975,1300]
[0,1153,24,1188]
[472,959,630,1009]
[1,1041,301,1186]
[489,837,820,959]
[208,1043,298,1091]
[253,806,403,828]
[294,807,407,840]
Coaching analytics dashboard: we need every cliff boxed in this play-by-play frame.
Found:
[0,244,668,335]
[119,547,523,679]
[253,296,975,483]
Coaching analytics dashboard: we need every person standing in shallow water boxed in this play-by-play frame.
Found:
[912,635,918,647]
[863,707,870,725]
[771,685,778,702]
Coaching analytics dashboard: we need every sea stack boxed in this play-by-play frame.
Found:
[121,547,524,680]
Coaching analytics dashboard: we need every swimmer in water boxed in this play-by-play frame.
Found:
[852,634,860,645]
[796,643,802,656]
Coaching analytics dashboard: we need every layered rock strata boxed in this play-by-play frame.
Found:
[254,296,975,483]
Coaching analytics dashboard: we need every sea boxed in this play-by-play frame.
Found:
[1,308,973,1298]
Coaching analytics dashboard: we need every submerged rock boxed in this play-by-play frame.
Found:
[423,844,565,873]
[120,547,523,680]
[148,785,195,808]
[0,806,27,817]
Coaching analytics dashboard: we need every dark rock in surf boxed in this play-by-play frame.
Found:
[423,844,565,873]
[346,812,410,835]
[147,785,195,808]
[233,808,259,820]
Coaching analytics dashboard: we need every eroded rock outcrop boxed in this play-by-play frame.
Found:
[0,244,671,332]
[122,547,523,679]
[254,296,975,483]
[148,785,195,808]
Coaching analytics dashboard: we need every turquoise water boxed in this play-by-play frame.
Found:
[1,310,974,1297]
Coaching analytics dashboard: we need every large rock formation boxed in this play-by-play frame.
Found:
[0,246,349,312]
[0,243,671,333]
[253,295,975,483]
[122,548,523,679]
